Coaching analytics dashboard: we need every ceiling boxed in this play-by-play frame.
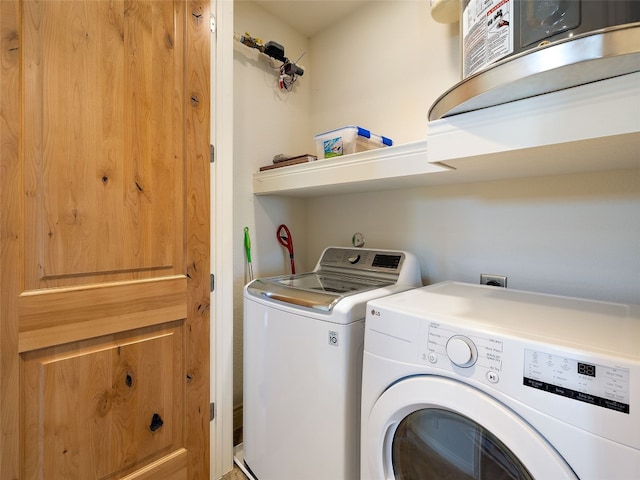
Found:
[250,0,370,38]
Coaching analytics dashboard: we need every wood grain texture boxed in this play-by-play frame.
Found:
[1,2,22,479]
[23,324,185,479]
[18,276,187,352]
[22,0,185,288]
[184,1,211,479]
[1,1,210,478]
[120,449,188,480]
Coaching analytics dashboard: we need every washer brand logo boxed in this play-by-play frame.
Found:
[370,309,381,316]
[328,331,339,346]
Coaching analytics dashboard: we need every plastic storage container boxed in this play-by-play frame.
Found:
[314,126,392,159]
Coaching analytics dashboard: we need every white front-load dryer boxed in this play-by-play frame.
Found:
[361,282,640,480]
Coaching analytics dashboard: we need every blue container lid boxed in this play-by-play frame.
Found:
[316,125,393,146]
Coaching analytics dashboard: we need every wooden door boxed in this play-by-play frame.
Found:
[1,1,210,479]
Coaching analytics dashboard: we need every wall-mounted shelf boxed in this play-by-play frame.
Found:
[252,141,451,197]
[253,72,640,198]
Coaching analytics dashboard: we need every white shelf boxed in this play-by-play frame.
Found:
[252,140,451,197]
[253,72,640,198]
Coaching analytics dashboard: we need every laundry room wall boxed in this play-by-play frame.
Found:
[233,0,312,415]
[301,2,640,305]
[233,0,640,433]
[308,0,459,142]
[304,169,640,304]
[232,0,461,422]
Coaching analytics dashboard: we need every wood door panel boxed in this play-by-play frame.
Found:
[22,0,184,288]
[2,0,210,478]
[18,276,187,352]
[120,449,188,480]
[23,323,185,480]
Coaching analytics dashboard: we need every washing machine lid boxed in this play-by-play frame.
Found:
[247,272,394,312]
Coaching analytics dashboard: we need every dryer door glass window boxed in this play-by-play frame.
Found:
[391,408,533,480]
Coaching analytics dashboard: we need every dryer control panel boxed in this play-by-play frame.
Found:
[365,281,640,452]
[425,322,631,415]
[523,349,630,414]
[427,322,504,376]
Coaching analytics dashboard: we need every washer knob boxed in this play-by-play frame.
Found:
[446,335,477,367]
[348,254,361,264]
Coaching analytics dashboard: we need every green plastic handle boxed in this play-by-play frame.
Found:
[244,227,252,263]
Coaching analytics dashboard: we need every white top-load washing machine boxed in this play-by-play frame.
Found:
[243,247,421,480]
[361,281,640,480]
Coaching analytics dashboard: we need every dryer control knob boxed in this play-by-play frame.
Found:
[348,254,361,264]
[446,336,477,367]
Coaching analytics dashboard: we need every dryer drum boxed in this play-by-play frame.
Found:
[461,0,640,78]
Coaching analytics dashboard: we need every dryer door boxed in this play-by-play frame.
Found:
[365,376,578,480]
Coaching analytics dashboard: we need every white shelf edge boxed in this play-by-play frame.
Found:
[252,140,451,196]
[252,73,640,198]
[428,72,640,163]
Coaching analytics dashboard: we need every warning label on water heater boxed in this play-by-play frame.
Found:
[462,0,514,78]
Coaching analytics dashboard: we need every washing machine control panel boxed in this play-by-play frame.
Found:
[318,247,404,275]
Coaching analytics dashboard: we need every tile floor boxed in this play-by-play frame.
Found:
[221,465,249,480]
[221,426,249,480]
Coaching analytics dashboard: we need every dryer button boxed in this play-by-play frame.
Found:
[428,352,438,364]
[486,371,500,383]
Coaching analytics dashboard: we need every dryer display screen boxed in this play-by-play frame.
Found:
[577,362,596,378]
[523,349,630,414]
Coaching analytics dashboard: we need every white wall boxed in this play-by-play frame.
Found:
[304,169,640,304]
[300,0,640,305]
[233,1,311,410]
[309,0,460,143]
[233,0,640,425]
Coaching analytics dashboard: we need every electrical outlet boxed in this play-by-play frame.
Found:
[480,274,507,288]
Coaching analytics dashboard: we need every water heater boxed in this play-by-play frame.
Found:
[462,0,640,78]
